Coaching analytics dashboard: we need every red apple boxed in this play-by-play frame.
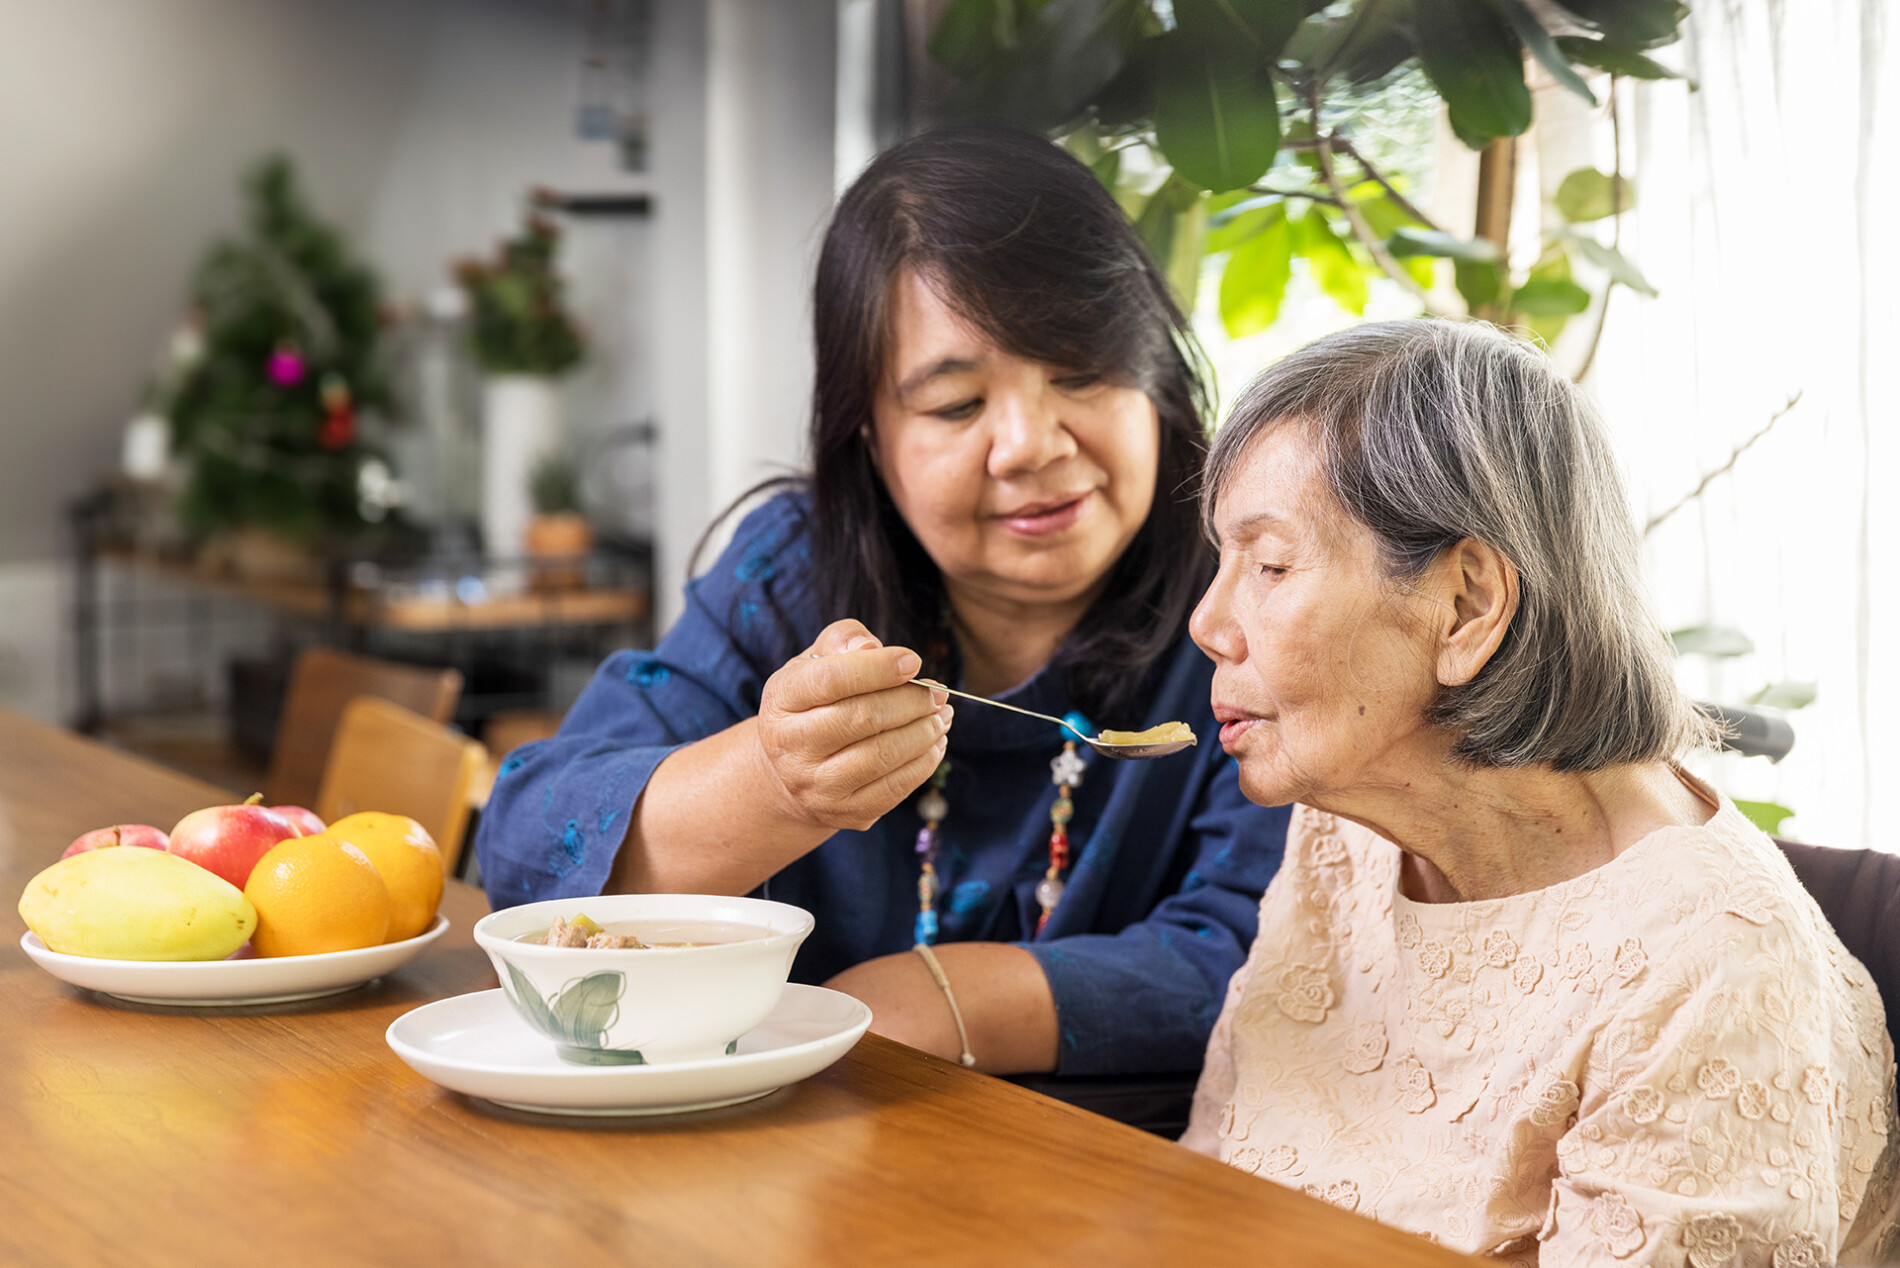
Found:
[168,798,302,890]
[60,824,170,859]
[273,805,326,836]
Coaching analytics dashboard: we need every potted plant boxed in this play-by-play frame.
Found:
[454,209,585,559]
[525,452,592,591]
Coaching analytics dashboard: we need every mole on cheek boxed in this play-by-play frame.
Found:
[1358,705,1366,715]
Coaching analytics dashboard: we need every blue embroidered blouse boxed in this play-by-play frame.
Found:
[474,493,1289,1076]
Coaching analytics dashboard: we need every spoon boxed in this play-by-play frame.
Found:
[910,679,1197,760]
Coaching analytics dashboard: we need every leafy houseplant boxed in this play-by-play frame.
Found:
[454,212,585,377]
[926,0,1690,356]
[525,453,593,591]
[162,156,390,553]
[455,209,586,558]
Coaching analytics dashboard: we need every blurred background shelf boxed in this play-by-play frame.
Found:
[70,489,650,787]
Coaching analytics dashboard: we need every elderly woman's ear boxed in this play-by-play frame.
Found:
[1430,539,1518,689]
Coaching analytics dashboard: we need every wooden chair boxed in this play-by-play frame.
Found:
[264,647,463,811]
[314,697,487,876]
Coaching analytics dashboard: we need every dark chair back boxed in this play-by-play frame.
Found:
[1776,838,1900,1059]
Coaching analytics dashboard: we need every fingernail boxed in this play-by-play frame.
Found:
[937,704,955,727]
[897,651,922,678]
[848,635,880,652]
[930,687,948,707]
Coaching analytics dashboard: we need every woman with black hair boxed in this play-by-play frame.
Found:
[473,126,1290,1078]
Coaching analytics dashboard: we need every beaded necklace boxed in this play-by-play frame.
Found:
[912,709,1092,946]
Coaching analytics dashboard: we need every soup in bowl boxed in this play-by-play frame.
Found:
[474,894,815,1065]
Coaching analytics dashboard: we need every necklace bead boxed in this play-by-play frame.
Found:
[918,788,949,824]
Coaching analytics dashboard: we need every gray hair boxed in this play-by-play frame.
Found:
[1206,319,1716,771]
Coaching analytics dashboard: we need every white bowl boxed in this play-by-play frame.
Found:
[473,894,813,1065]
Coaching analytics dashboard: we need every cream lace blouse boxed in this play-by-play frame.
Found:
[1182,791,1900,1266]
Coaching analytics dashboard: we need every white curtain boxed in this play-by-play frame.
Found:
[1590,0,1898,849]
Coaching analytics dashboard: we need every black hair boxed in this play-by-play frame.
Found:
[798,124,1214,719]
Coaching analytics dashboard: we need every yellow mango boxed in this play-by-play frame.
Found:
[18,847,257,960]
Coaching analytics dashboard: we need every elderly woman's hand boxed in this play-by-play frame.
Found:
[755,619,952,832]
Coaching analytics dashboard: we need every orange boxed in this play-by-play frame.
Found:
[242,835,390,957]
[326,812,444,943]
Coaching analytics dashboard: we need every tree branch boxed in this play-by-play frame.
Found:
[1643,393,1804,537]
[1334,138,1444,234]
[1245,185,1345,208]
[1309,84,1450,316]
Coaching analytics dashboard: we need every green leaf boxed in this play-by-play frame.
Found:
[1388,226,1500,263]
[1352,192,1433,287]
[928,0,1008,78]
[1568,234,1659,296]
[501,960,555,1036]
[1746,681,1819,711]
[1172,0,1304,58]
[1165,191,1210,312]
[1283,2,1416,85]
[1487,0,1597,105]
[1353,189,1421,238]
[1413,0,1533,147]
[1295,212,1369,316]
[1555,167,1637,222]
[1454,258,1506,311]
[549,971,626,1049]
[1510,275,1591,316]
[1669,625,1756,657]
[1206,196,1284,253]
[1551,0,1688,51]
[1093,30,1161,126]
[1554,35,1683,80]
[1733,800,1796,836]
[933,0,1148,133]
[1133,175,1207,306]
[1219,207,1293,337]
[1153,33,1282,191]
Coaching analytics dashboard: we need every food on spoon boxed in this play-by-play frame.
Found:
[168,794,304,890]
[18,847,257,960]
[60,824,170,859]
[243,834,391,957]
[325,812,444,943]
[1095,721,1196,746]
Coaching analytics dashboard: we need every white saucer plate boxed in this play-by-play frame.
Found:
[385,982,872,1116]
[19,915,450,1006]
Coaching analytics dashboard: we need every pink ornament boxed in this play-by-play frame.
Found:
[267,345,306,387]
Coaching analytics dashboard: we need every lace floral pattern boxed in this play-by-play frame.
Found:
[1182,798,1899,1266]
[1589,1192,1646,1258]
[1274,964,1333,1024]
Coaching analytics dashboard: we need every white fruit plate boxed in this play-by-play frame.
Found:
[18,915,450,1006]
[386,983,872,1116]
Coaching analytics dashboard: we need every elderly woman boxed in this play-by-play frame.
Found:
[1182,320,1897,1265]
[474,127,1287,1078]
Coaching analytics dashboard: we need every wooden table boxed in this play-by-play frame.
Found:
[0,709,1473,1267]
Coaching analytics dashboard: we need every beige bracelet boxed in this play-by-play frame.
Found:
[911,943,977,1068]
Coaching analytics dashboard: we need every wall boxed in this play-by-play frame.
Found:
[658,0,836,626]
[0,0,840,721]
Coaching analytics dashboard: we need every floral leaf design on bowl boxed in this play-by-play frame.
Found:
[499,961,633,1057]
[551,971,625,1048]
[500,960,556,1033]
